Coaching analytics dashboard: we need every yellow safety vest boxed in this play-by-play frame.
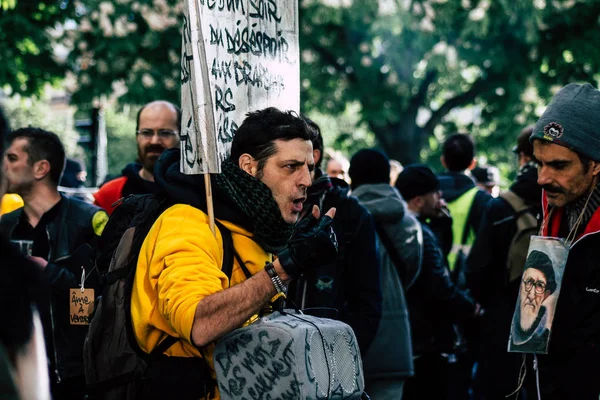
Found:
[446,187,479,271]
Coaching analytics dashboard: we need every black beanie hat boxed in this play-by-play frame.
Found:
[471,165,499,187]
[523,250,557,294]
[395,164,440,201]
[349,148,390,189]
[531,83,600,161]
[513,126,534,157]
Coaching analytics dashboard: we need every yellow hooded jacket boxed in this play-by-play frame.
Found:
[131,203,272,398]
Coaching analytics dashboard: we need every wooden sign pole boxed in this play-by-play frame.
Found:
[204,174,215,235]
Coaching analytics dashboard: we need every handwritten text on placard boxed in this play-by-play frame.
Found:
[180,0,299,174]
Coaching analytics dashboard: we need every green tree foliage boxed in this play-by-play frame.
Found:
[0,0,77,96]
[66,0,181,105]
[3,96,138,182]
[300,0,600,166]
[103,106,138,177]
[305,101,375,160]
[74,104,139,179]
[1,95,82,157]
[7,0,600,174]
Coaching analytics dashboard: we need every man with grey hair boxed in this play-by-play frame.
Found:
[525,82,600,398]
[510,250,556,353]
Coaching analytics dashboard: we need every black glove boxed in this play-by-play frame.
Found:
[277,212,338,279]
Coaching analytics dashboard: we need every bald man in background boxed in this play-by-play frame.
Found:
[93,101,181,214]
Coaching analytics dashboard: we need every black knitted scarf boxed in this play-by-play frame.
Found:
[214,159,294,253]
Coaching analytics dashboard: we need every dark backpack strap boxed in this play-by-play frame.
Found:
[150,335,179,357]
[235,251,252,279]
[214,219,252,280]
[215,219,236,280]
[375,222,407,284]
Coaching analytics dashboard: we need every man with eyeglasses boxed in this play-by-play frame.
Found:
[510,250,556,353]
[93,101,181,214]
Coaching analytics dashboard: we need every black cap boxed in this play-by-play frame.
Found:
[512,126,534,156]
[524,250,557,294]
[349,148,390,189]
[395,164,439,201]
[471,165,499,187]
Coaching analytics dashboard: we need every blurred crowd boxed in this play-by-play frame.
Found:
[2,83,600,400]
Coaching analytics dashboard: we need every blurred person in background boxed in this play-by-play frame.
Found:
[466,125,541,400]
[0,127,108,400]
[437,133,492,400]
[59,158,90,202]
[93,101,180,214]
[471,165,500,197]
[395,164,480,400]
[323,149,350,182]
[59,158,87,189]
[389,159,403,186]
[349,148,422,399]
[0,108,50,400]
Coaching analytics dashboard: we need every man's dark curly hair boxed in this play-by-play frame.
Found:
[230,107,316,174]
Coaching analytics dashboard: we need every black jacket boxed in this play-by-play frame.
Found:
[121,162,161,197]
[532,193,600,399]
[287,171,382,354]
[409,221,476,355]
[0,195,105,382]
[464,162,542,399]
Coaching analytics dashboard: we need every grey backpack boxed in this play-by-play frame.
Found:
[213,310,365,399]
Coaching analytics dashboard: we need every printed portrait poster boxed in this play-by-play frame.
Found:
[508,236,569,354]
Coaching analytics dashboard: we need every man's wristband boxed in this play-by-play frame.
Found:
[265,262,286,294]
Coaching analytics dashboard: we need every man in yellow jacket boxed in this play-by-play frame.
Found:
[131,107,339,399]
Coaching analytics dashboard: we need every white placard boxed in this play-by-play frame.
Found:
[181,0,300,174]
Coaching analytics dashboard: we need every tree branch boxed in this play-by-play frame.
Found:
[308,39,358,84]
[368,121,393,150]
[422,75,498,135]
[406,69,437,117]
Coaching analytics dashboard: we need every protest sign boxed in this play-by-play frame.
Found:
[70,288,95,325]
[181,0,300,174]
